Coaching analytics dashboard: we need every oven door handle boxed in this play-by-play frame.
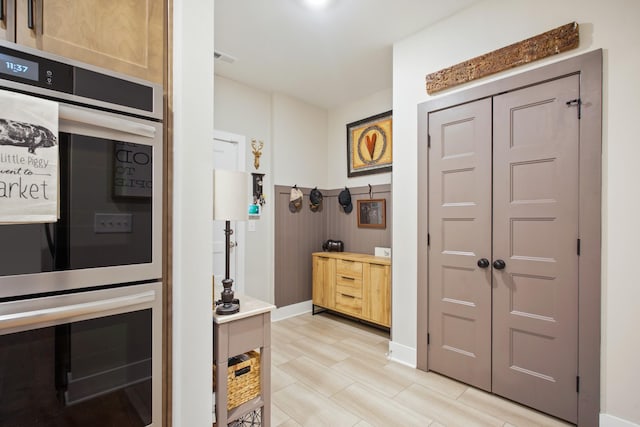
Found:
[0,290,156,329]
[59,104,157,139]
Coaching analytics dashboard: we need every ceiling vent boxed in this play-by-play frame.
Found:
[214,51,236,64]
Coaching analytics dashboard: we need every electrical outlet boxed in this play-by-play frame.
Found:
[375,247,391,258]
[94,213,133,233]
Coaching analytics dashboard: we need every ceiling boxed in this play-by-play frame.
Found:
[214,0,478,109]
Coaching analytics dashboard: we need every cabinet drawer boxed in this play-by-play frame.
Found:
[336,282,362,298]
[335,292,362,316]
[336,275,362,297]
[336,259,363,279]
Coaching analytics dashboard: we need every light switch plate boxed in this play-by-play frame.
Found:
[375,247,391,258]
[94,213,133,233]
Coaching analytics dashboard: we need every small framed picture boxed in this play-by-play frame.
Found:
[357,199,386,229]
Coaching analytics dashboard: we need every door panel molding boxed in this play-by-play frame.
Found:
[492,75,580,423]
[417,50,602,427]
[427,98,492,391]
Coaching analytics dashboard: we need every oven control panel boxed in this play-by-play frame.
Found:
[0,42,157,115]
[0,46,73,93]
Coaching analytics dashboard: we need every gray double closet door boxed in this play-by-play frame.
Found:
[428,75,579,423]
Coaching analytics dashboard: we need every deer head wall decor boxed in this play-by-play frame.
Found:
[251,139,264,170]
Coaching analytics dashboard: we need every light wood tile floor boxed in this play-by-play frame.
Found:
[271,312,573,427]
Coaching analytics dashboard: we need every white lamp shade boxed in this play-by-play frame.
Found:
[213,169,248,221]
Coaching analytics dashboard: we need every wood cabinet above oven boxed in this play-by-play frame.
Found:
[1,0,164,83]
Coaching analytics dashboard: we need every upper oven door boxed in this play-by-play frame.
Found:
[0,102,163,298]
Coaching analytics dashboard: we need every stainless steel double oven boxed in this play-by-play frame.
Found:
[0,41,163,426]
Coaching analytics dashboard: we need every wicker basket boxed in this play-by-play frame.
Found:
[214,350,261,410]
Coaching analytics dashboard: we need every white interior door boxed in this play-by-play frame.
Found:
[213,130,246,294]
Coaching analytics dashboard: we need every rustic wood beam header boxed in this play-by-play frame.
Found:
[425,22,579,95]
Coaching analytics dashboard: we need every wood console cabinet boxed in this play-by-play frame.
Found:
[312,252,391,328]
[1,0,163,83]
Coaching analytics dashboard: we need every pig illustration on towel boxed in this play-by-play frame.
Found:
[0,119,57,154]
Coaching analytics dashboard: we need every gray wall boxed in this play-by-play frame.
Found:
[274,184,391,308]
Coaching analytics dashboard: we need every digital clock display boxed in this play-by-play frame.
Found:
[0,53,39,81]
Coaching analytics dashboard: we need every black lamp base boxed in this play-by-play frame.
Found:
[216,222,241,316]
[216,301,240,315]
[216,277,240,315]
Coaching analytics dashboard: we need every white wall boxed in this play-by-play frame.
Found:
[326,88,392,189]
[392,0,640,424]
[214,78,392,194]
[172,0,214,425]
[214,76,273,303]
[213,84,329,304]
[272,93,328,188]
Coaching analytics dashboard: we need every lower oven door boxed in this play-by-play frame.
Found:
[0,282,162,426]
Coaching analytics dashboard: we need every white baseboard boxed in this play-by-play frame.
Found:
[388,340,417,368]
[271,300,312,322]
[600,414,640,427]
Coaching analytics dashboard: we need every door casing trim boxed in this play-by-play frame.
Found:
[416,49,602,427]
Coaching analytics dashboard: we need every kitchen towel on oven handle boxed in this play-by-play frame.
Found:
[0,88,59,224]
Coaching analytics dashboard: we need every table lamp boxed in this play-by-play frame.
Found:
[213,169,248,315]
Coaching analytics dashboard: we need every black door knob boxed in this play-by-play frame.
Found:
[493,259,506,270]
[477,258,490,268]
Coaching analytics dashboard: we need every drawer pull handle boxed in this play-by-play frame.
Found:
[27,0,34,30]
[340,293,355,299]
[341,276,355,281]
[234,366,251,377]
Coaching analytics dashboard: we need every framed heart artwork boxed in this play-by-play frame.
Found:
[346,110,392,177]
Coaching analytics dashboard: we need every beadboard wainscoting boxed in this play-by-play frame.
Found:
[274,184,391,308]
